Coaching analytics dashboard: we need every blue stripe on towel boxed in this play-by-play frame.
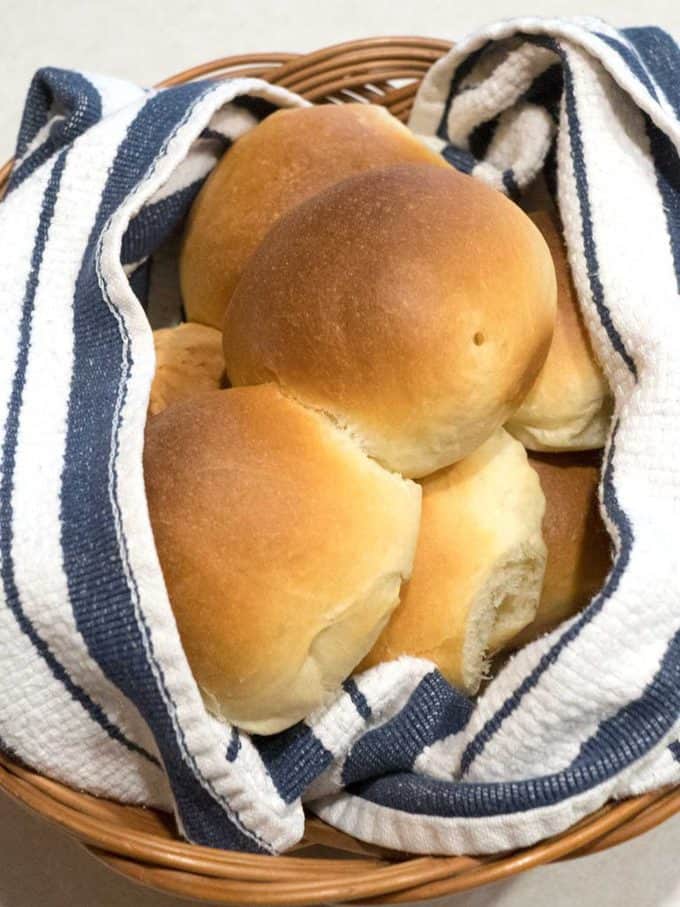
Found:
[352,630,680,818]
[436,42,492,141]
[442,145,477,173]
[570,628,680,774]
[59,82,269,852]
[624,27,680,116]
[121,178,204,265]
[342,672,472,786]
[10,125,68,196]
[645,118,680,289]
[226,728,241,763]
[253,724,333,804]
[594,33,660,101]
[0,151,158,768]
[441,60,562,187]
[10,71,102,194]
[557,41,638,379]
[342,678,372,721]
[348,769,574,818]
[460,426,633,776]
[14,73,53,161]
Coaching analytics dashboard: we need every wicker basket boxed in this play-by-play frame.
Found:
[1,36,679,906]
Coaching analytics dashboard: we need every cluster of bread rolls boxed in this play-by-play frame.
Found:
[145,104,612,735]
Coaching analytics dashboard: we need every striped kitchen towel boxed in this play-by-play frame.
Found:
[0,17,679,856]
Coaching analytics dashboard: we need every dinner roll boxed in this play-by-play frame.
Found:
[504,451,611,649]
[224,164,557,478]
[144,385,421,734]
[506,211,611,451]
[180,104,447,329]
[149,323,225,417]
[359,430,546,693]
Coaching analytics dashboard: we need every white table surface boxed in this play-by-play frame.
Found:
[1,1,679,905]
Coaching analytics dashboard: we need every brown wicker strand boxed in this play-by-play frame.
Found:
[563,787,680,859]
[157,53,296,87]
[271,47,442,91]
[254,36,451,86]
[0,756,381,881]
[360,790,669,904]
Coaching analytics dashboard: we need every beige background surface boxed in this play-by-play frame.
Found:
[2,0,679,904]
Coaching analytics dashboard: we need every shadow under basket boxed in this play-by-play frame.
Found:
[1,37,679,906]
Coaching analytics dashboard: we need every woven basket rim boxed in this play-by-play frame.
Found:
[1,36,679,906]
[2,752,679,905]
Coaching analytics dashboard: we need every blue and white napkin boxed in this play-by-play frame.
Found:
[0,17,678,855]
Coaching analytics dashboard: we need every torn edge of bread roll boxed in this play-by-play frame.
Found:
[504,451,612,650]
[359,429,546,694]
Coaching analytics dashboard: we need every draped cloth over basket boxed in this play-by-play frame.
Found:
[0,17,678,857]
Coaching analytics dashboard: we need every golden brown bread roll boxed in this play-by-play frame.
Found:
[501,451,612,649]
[224,164,557,479]
[505,210,611,451]
[359,430,546,693]
[144,385,421,734]
[149,323,225,417]
[180,104,448,329]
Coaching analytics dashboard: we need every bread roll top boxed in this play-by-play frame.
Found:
[224,164,557,478]
[180,104,448,329]
[144,384,421,734]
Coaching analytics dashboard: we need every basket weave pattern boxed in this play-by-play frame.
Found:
[1,37,679,906]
